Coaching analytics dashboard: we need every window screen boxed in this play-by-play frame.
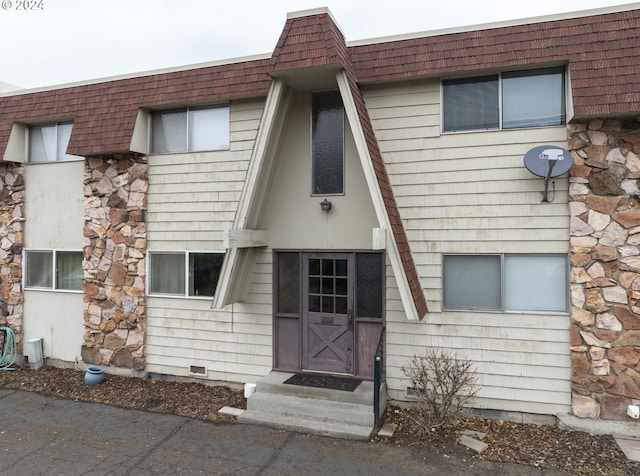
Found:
[443,255,501,310]
[442,76,499,132]
[152,110,187,153]
[149,253,185,295]
[25,251,53,288]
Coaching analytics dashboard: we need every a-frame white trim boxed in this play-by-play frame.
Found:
[213,73,423,320]
[212,79,293,308]
[336,70,422,320]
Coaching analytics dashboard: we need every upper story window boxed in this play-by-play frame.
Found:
[151,105,230,154]
[312,90,344,195]
[28,122,81,162]
[442,67,566,132]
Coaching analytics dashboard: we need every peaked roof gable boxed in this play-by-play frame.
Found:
[270,9,352,75]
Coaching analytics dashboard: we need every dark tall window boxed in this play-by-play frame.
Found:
[356,253,383,319]
[276,252,300,314]
[311,90,344,195]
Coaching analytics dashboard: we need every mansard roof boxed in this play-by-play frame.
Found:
[0,59,273,157]
[1,5,638,158]
[349,7,640,118]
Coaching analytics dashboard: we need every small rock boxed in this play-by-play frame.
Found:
[457,435,488,454]
[377,423,397,438]
[457,429,486,440]
[218,406,244,417]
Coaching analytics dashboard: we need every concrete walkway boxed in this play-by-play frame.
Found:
[0,388,574,475]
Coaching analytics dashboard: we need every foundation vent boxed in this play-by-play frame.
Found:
[189,365,207,377]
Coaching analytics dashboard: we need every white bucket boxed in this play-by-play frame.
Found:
[244,383,256,398]
[27,338,43,369]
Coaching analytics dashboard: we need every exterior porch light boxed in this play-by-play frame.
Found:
[319,198,332,212]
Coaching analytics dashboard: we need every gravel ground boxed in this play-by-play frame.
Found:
[1,366,638,476]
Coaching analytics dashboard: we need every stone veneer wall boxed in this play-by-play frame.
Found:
[82,156,148,371]
[0,163,25,353]
[569,118,640,421]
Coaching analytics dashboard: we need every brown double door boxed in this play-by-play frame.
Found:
[302,253,354,374]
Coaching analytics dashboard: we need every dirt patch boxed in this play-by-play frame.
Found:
[376,406,638,476]
[0,366,245,422]
[1,366,639,476]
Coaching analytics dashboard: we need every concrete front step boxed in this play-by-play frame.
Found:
[245,392,375,427]
[239,409,374,440]
[239,371,385,440]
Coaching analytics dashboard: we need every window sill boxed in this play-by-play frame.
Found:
[441,124,566,135]
[442,307,569,316]
[24,288,82,294]
[147,293,215,300]
[148,148,230,156]
[27,157,84,164]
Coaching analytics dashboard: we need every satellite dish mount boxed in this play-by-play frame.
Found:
[523,146,573,203]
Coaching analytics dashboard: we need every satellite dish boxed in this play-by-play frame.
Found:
[523,145,573,202]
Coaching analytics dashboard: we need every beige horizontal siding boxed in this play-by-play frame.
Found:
[366,79,571,415]
[145,99,274,383]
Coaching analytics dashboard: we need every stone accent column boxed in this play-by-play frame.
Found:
[82,156,147,371]
[569,118,640,421]
[0,163,25,354]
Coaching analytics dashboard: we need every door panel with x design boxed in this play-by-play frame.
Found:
[302,253,354,374]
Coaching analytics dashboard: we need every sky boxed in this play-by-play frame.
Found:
[0,0,635,90]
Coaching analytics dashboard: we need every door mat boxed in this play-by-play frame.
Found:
[284,373,362,392]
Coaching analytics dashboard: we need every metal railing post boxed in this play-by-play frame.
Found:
[374,354,381,427]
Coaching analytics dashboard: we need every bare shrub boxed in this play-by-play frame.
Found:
[401,348,479,436]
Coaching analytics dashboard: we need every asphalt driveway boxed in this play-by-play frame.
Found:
[0,389,572,475]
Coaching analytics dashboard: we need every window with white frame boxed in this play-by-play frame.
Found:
[442,254,568,312]
[24,250,83,291]
[28,122,81,162]
[151,105,230,153]
[148,252,225,297]
[442,67,566,132]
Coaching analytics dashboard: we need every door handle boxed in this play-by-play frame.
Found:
[348,309,353,331]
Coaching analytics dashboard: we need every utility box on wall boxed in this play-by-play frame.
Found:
[26,338,43,369]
